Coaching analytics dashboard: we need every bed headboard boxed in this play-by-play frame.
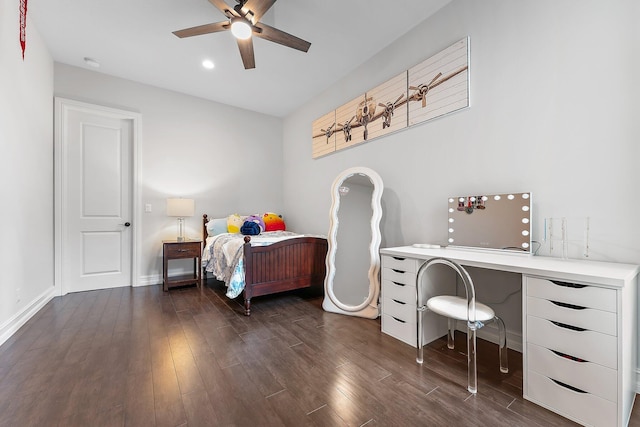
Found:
[202,214,209,241]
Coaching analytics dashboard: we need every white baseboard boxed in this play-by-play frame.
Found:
[0,286,57,347]
[135,274,162,287]
[136,269,207,287]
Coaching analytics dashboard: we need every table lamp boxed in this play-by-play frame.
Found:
[166,198,195,242]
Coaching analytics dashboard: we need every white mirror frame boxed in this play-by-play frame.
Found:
[322,166,384,319]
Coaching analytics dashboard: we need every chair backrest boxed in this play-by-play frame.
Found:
[416,257,477,323]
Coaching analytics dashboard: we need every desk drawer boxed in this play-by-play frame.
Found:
[382,267,416,287]
[381,255,418,273]
[382,279,416,304]
[527,343,617,403]
[382,297,416,323]
[526,277,616,313]
[527,296,617,336]
[164,243,201,258]
[527,315,617,369]
[381,313,416,347]
[526,370,616,427]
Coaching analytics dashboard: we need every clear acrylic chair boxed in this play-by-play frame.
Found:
[415,257,508,394]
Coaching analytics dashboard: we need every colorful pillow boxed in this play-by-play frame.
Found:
[240,221,261,236]
[263,212,286,231]
[227,214,246,234]
[206,217,228,236]
[244,214,265,233]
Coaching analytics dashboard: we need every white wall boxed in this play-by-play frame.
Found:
[0,1,55,341]
[54,64,284,284]
[282,0,640,344]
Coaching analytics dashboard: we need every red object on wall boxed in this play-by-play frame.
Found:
[20,0,28,59]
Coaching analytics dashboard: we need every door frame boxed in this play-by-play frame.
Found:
[54,97,142,296]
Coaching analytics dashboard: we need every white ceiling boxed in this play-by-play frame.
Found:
[29,0,451,117]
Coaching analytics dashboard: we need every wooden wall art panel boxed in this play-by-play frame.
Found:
[365,72,408,141]
[408,37,469,126]
[335,95,367,151]
[312,110,336,159]
[312,37,469,159]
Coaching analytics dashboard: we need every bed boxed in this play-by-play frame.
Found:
[201,214,328,316]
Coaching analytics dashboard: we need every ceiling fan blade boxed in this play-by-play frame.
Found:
[254,22,311,52]
[173,21,229,38]
[207,0,239,17]
[242,0,276,23]
[237,38,256,69]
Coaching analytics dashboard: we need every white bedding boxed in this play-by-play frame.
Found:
[202,231,308,298]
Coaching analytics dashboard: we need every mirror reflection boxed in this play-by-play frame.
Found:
[334,174,374,306]
[447,192,532,252]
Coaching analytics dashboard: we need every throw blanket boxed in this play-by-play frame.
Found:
[240,221,261,235]
[204,234,246,298]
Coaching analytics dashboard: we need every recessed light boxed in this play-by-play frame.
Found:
[83,57,100,68]
[202,59,215,70]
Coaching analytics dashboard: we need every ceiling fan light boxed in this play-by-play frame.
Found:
[231,19,252,40]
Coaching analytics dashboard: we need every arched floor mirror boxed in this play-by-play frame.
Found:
[323,167,383,319]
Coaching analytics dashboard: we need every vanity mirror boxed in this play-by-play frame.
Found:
[447,192,532,252]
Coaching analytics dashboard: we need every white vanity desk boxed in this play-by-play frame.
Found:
[380,245,639,427]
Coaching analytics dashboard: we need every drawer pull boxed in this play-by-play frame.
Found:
[177,249,189,252]
[392,299,406,305]
[392,257,406,261]
[550,378,587,394]
[551,349,587,363]
[391,269,406,274]
[551,280,587,289]
[392,316,406,324]
[550,320,586,332]
[392,281,406,287]
[550,300,586,310]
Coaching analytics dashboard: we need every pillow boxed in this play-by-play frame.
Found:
[206,217,228,236]
[263,212,286,231]
[240,221,261,236]
[244,214,265,233]
[227,214,246,234]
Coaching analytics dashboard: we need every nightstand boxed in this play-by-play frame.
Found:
[162,240,202,291]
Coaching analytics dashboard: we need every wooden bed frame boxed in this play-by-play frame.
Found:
[202,214,328,316]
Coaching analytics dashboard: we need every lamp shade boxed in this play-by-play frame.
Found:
[166,198,195,217]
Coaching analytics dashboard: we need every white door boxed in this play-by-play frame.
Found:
[55,99,139,294]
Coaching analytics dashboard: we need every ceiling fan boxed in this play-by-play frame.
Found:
[173,0,311,69]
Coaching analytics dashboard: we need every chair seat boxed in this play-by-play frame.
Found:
[426,295,495,322]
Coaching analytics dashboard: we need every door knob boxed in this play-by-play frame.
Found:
[120,222,131,227]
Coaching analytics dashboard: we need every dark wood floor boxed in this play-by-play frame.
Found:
[0,282,638,427]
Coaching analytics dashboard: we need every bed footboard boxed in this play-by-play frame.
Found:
[242,236,327,316]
